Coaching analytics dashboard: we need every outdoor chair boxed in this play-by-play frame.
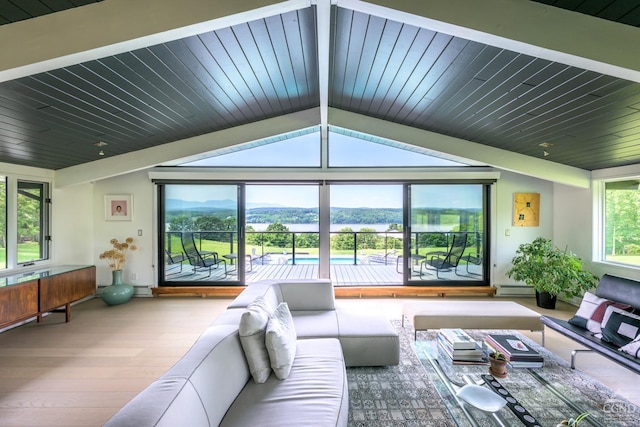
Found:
[165,249,187,274]
[420,233,468,278]
[180,232,227,278]
[366,250,398,265]
[463,252,483,275]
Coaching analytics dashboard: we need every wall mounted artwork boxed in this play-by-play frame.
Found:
[105,194,132,221]
[513,193,539,227]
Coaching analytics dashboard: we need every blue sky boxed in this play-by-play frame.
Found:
[182,130,467,168]
[247,185,403,208]
[167,184,481,209]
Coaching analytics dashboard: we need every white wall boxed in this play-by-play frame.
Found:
[91,171,155,293]
[52,182,94,266]
[492,171,553,295]
[48,164,640,294]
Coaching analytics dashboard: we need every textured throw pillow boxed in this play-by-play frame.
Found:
[600,306,640,347]
[568,292,632,333]
[619,335,640,358]
[238,297,272,383]
[265,302,297,380]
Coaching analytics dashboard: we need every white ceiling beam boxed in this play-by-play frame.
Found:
[0,0,311,83]
[328,108,591,188]
[54,108,320,188]
[315,0,332,168]
[342,0,640,82]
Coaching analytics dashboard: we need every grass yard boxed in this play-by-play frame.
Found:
[0,242,42,269]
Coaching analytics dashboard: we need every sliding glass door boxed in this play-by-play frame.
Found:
[407,184,487,284]
[160,184,242,285]
[157,181,489,286]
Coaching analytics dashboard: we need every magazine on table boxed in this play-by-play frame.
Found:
[484,334,543,362]
[438,328,478,350]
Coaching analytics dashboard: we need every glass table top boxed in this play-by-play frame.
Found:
[413,340,624,427]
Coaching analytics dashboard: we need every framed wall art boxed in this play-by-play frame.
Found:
[105,194,132,221]
[513,192,539,227]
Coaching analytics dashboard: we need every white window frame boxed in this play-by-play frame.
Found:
[0,173,52,272]
[592,165,640,270]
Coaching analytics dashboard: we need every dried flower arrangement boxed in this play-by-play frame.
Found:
[99,237,137,271]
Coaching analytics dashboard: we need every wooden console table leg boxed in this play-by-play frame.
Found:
[65,303,71,322]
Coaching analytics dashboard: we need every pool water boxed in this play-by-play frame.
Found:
[285,257,358,264]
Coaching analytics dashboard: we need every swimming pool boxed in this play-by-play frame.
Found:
[285,256,359,265]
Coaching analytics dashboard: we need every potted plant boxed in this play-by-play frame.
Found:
[506,237,598,309]
[488,350,507,378]
[556,412,589,426]
[98,237,138,306]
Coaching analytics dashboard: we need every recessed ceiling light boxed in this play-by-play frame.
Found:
[94,141,108,147]
[539,142,553,148]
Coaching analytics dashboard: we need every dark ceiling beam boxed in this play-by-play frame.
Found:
[0,0,311,83]
[327,107,591,188]
[346,0,640,83]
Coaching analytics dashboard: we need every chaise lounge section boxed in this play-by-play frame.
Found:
[217,279,400,366]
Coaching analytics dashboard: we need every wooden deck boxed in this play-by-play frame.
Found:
[164,261,483,286]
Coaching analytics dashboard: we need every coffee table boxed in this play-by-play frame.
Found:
[413,340,611,427]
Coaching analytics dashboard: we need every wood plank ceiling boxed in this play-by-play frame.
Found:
[1,1,640,171]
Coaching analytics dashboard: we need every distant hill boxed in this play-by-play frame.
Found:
[166,199,285,211]
[165,202,477,225]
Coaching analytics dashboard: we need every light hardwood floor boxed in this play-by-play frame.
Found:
[0,296,638,426]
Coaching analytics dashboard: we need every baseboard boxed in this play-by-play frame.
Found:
[495,284,535,297]
[151,286,496,298]
[97,284,152,297]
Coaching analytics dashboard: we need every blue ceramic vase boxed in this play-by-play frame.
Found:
[100,270,134,306]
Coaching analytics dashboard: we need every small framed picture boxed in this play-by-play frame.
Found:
[105,194,132,221]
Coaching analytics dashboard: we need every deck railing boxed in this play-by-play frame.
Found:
[165,230,482,266]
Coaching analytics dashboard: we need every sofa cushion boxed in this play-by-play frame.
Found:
[239,297,273,383]
[104,325,251,427]
[601,306,640,347]
[227,280,279,309]
[335,308,400,366]
[266,302,297,379]
[291,310,339,338]
[220,338,348,427]
[568,292,631,333]
[620,335,640,358]
[275,279,335,310]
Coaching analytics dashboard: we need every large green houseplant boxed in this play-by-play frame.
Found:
[506,237,598,308]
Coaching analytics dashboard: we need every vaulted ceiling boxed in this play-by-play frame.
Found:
[2,0,640,186]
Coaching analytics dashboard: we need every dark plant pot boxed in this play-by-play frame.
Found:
[535,290,557,309]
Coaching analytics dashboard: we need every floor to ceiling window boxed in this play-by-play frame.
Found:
[156,127,492,286]
[161,184,241,284]
[407,184,486,283]
[329,184,404,285]
[245,184,319,279]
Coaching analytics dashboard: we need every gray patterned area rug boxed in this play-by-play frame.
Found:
[346,320,639,426]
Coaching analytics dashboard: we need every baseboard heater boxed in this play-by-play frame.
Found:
[496,285,535,297]
[97,285,151,296]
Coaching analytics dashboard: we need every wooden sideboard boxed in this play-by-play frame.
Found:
[0,265,96,329]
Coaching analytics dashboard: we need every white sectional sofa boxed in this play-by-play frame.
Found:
[103,279,399,426]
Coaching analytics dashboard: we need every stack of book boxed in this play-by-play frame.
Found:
[437,328,487,365]
[484,334,544,368]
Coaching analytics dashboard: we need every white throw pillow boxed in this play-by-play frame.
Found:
[238,297,272,383]
[265,302,297,379]
[619,335,640,358]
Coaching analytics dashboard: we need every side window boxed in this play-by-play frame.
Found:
[604,180,640,267]
[16,180,50,265]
